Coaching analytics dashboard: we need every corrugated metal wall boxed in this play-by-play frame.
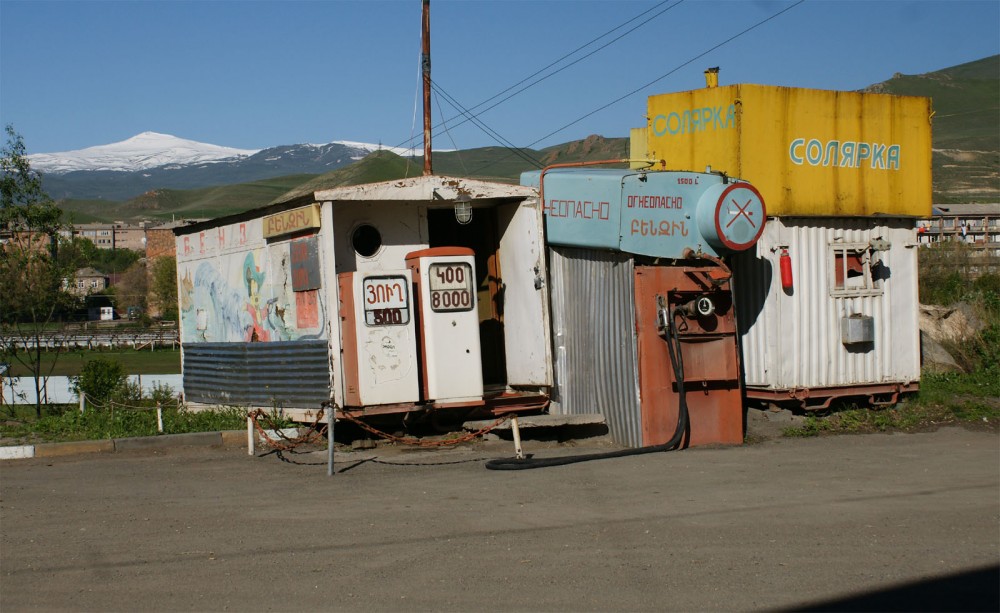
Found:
[183,341,331,408]
[548,247,642,447]
[732,217,920,392]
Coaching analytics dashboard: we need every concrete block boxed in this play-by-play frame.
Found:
[35,440,114,458]
[0,445,35,460]
[220,430,248,447]
[463,413,606,431]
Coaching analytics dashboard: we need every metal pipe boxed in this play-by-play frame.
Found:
[327,404,335,477]
[510,414,524,460]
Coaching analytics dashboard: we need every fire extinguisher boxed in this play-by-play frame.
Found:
[779,248,793,291]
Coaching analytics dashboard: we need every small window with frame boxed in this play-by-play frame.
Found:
[830,243,882,297]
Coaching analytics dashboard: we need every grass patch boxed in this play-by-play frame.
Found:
[783,371,1000,438]
[0,403,248,444]
[4,348,180,377]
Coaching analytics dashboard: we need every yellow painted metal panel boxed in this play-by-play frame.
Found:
[646,84,932,217]
[629,127,648,170]
[263,203,322,238]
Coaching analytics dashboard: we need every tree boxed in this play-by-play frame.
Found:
[114,260,148,313]
[1,125,77,416]
[149,256,178,320]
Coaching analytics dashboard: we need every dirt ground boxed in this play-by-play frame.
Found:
[1,426,998,612]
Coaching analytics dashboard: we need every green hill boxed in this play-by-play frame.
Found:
[868,55,999,203]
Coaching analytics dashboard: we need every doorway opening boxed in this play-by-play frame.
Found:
[427,207,506,386]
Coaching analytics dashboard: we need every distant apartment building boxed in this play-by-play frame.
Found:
[918,203,1000,254]
[73,222,150,251]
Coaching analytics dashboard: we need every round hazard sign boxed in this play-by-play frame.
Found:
[696,181,766,252]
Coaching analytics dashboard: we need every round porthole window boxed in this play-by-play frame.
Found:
[351,223,382,257]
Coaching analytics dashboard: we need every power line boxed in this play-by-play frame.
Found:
[394,0,683,152]
[431,89,468,175]
[467,0,807,176]
[431,81,545,169]
[425,0,687,148]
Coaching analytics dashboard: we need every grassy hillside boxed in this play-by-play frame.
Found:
[870,55,999,203]
[273,151,420,204]
[58,174,316,222]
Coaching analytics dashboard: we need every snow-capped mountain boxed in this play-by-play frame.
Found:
[28,132,261,174]
[30,132,418,201]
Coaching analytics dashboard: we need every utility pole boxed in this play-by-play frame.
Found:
[422,0,432,176]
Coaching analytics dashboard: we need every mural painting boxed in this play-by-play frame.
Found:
[177,218,326,344]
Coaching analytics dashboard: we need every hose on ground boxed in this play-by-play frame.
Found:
[485,306,690,470]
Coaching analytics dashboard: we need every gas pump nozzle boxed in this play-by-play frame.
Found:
[656,295,671,335]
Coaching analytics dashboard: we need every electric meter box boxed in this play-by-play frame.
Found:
[405,247,484,404]
[338,270,419,407]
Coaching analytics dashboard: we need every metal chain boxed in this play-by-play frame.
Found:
[337,409,511,448]
[249,408,328,451]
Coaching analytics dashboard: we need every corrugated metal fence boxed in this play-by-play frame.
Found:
[183,341,331,408]
[548,247,642,447]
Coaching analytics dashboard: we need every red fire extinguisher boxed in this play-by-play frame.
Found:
[779,248,793,291]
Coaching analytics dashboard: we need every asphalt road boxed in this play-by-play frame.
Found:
[1,427,998,612]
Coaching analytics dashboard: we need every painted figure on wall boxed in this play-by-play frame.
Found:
[243,252,270,342]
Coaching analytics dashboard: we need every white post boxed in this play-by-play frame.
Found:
[79,391,85,414]
[511,414,524,460]
[156,402,163,433]
[247,414,254,456]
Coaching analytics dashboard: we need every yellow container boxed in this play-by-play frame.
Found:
[642,84,933,217]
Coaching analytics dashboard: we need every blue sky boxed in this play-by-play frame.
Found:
[2,0,998,155]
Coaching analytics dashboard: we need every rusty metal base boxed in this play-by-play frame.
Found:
[336,389,548,419]
[746,382,919,411]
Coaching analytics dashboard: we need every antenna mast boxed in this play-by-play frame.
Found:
[422,0,432,175]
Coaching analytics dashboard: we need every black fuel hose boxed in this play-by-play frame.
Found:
[485,308,690,470]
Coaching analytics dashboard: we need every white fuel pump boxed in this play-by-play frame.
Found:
[405,247,484,405]
[337,270,420,406]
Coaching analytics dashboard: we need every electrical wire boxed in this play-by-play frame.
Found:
[431,81,546,169]
[466,0,807,176]
[432,89,469,175]
[528,0,807,149]
[395,0,686,154]
[397,0,685,149]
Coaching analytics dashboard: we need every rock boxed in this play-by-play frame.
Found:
[351,439,377,450]
[919,302,983,343]
[920,330,963,373]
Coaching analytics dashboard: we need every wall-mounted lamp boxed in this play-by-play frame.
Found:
[454,195,473,225]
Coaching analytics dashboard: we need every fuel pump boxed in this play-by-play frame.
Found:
[487,166,766,469]
[338,270,419,407]
[405,247,485,406]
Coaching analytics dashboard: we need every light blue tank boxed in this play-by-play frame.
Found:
[521,168,765,259]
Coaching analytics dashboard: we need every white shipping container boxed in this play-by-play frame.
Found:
[732,217,921,408]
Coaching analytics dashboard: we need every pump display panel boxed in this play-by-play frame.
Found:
[363,275,410,325]
[428,263,474,312]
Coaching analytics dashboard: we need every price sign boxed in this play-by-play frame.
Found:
[363,276,410,325]
[428,263,474,312]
